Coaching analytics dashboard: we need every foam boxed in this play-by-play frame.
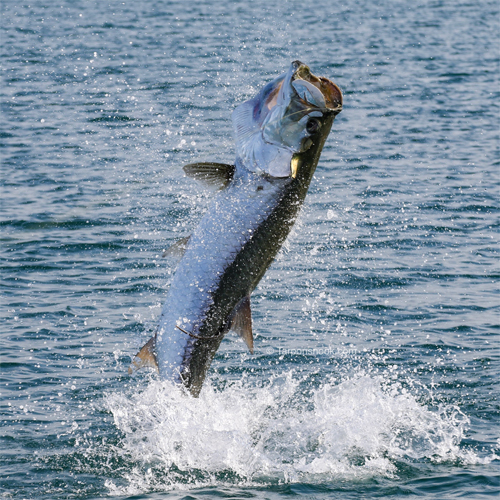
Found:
[104,371,488,494]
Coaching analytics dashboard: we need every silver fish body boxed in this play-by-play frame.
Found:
[132,61,342,396]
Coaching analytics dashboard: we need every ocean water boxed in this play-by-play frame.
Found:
[1,0,499,498]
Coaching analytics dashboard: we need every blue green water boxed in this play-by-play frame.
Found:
[1,0,499,498]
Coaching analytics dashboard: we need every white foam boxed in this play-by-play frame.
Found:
[104,371,488,494]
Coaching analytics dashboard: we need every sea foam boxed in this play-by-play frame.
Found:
[104,370,483,494]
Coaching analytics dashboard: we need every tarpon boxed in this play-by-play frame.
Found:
[130,61,342,396]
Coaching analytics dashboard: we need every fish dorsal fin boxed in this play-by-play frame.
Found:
[183,162,235,189]
[229,295,254,354]
[162,235,191,258]
[128,334,158,374]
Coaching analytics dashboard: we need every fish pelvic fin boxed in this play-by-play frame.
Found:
[128,334,158,374]
[183,162,235,190]
[162,235,191,258]
[228,295,254,354]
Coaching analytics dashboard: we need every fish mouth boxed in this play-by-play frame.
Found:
[291,60,343,115]
[261,61,342,117]
[231,60,342,178]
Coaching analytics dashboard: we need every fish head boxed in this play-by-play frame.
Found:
[232,60,342,178]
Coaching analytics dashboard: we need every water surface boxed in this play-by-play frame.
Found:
[1,0,499,498]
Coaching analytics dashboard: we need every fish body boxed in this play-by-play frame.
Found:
[132,61,342,396]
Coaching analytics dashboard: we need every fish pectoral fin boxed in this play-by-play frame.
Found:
[183,162,235,190]
[162,235,191,258]
[229,295,254,354]
[128,334,159,374]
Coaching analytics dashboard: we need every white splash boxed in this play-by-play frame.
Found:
[104,371,482,494]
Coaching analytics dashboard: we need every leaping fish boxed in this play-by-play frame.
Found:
[130,61,342,396]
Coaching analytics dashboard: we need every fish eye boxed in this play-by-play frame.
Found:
[306,118,321,134]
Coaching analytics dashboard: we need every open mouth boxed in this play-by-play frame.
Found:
[263,62,342,116]
[292,62,343,114]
